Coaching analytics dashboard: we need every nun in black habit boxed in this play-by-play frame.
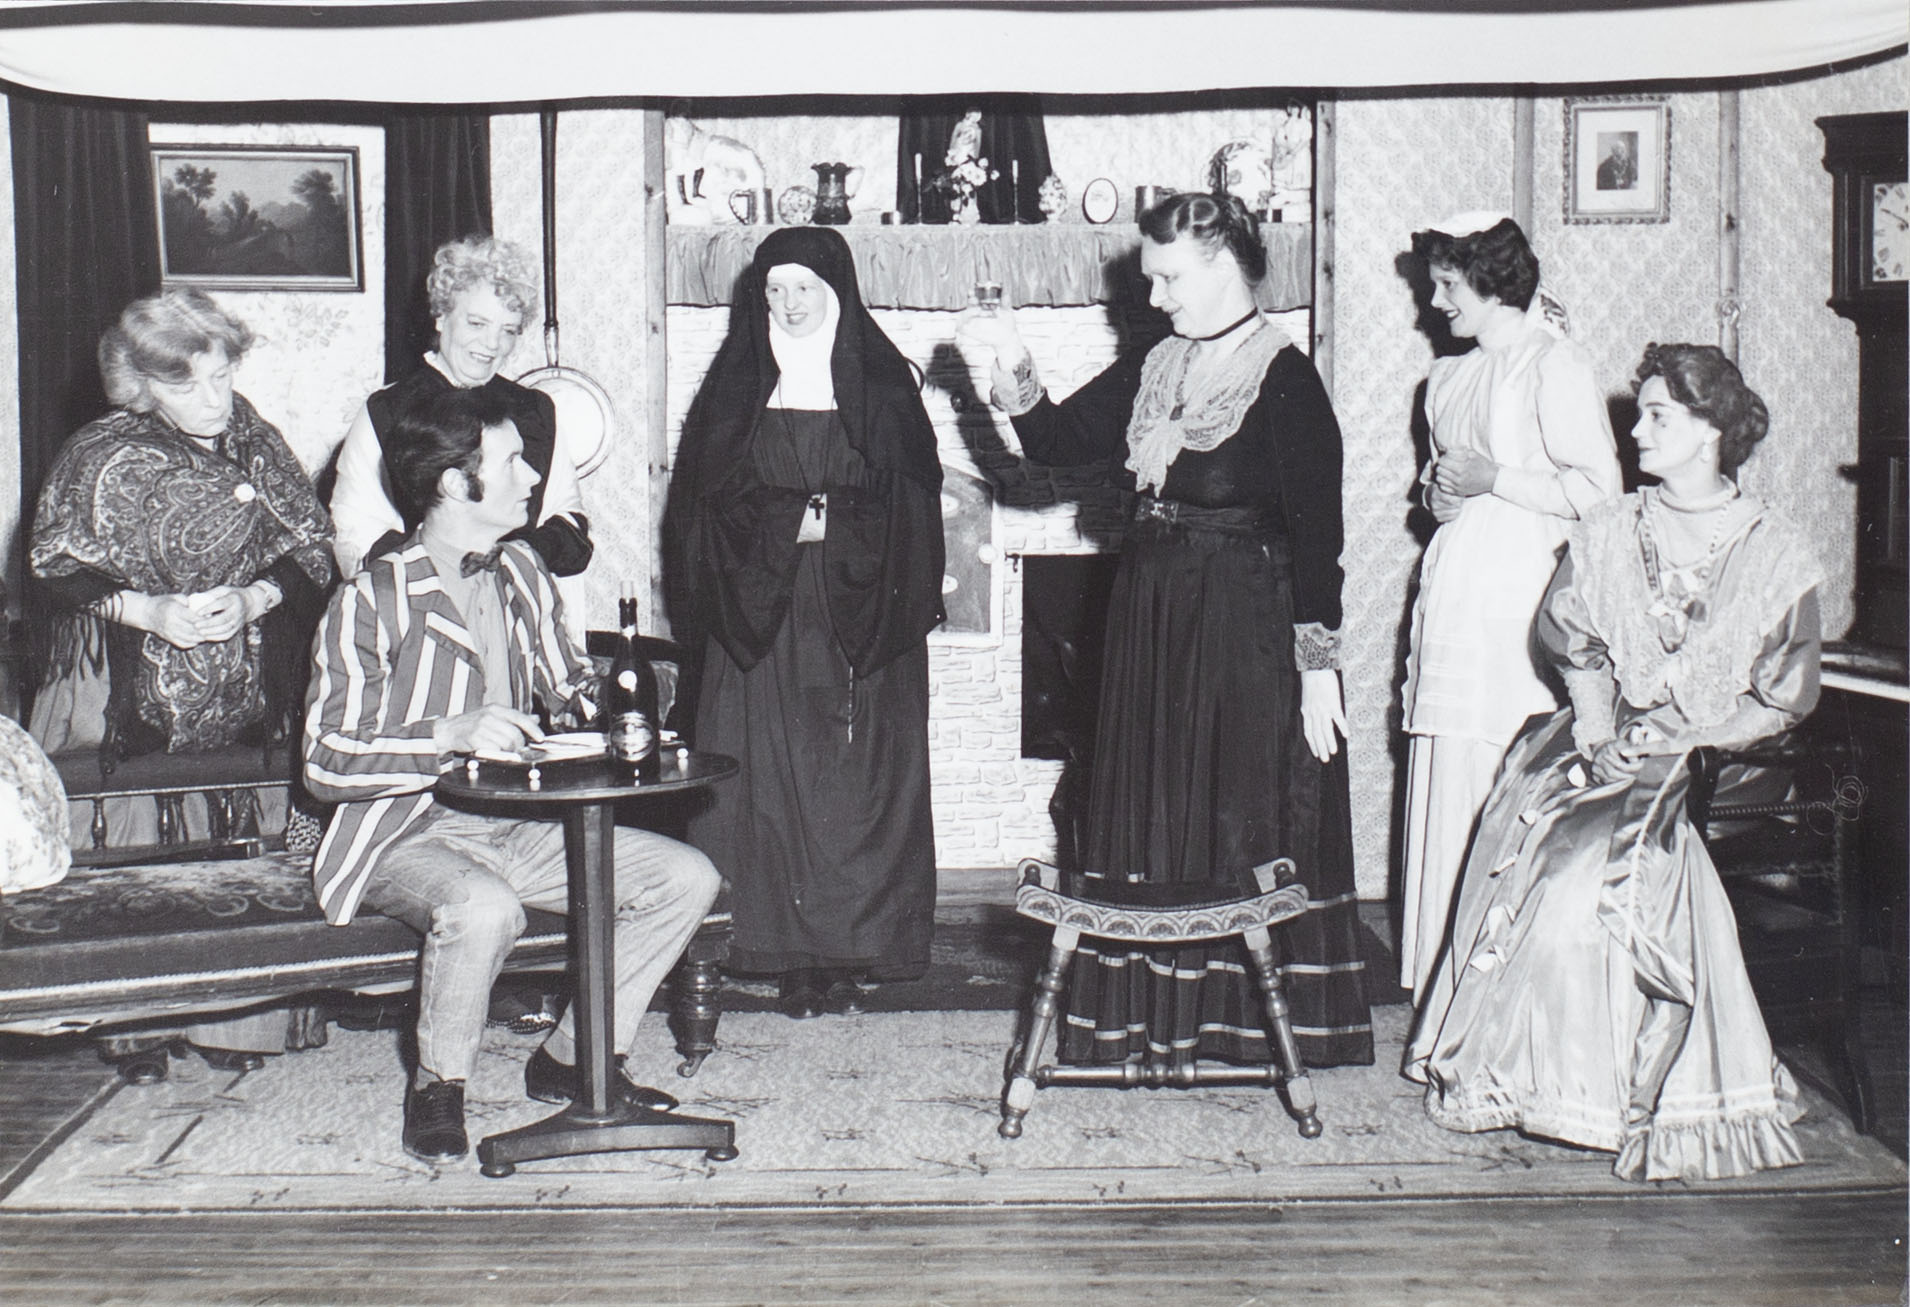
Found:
[672,227,945,1019]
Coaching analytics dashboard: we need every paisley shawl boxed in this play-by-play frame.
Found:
[30,396,333,754]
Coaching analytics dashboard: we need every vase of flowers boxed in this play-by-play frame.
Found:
[933,110,998,225]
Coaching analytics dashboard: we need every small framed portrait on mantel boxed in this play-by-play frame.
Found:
[1563,97,1670,225]
[151,144,363,290]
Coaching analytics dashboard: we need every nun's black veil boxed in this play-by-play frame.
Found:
[670,226,945,677]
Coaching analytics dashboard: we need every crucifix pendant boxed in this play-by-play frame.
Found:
[808,494,826,520]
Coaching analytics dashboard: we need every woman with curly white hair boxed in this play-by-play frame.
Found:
[327,235,591,579]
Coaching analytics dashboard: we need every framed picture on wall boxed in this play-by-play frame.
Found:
[151,144,363,290]
[1563,98,1670,224]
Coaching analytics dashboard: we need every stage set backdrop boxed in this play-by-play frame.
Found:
[0,1,1901,894]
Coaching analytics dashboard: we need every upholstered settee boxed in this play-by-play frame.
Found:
[0,731,731,1082]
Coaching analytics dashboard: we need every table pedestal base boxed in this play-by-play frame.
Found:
[478,1101,738,1178]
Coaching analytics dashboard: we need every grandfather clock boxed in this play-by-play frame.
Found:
[1819,112,1907,649]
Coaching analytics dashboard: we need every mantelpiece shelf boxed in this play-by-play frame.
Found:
[667,222,1312,312]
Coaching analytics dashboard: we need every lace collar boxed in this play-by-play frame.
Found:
[1125,317,1291,494]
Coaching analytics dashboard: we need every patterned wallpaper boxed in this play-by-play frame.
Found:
[460,108,656,636]
[1737,58,1907,640]
[1331,94,1516,898]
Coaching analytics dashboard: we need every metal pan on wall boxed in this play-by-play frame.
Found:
[518,361,614,477]
[517,108,616,479]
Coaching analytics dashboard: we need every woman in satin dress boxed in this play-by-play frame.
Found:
[1405,344,1816,1182]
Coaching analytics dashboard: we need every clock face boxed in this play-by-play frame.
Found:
[1872,179,1907,284]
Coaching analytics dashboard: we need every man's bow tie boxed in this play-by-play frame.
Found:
[460,546,504,577]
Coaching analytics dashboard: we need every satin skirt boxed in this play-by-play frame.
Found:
[1404,709,1804,1182]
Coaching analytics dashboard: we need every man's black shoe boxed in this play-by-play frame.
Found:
[402,1079,468,1164]
[524,1045,679,1112]
[778,968,826,1019]
[823,971,867,1016]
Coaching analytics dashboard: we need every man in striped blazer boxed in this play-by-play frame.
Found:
[303,385,719,1166]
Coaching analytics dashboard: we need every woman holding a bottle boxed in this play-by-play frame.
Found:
[959,193,1372,1071]
[670,227,945,1020]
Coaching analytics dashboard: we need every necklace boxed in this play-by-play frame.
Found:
[1637,489,1740,650]
[770,385,827,520]
[1657,479,1739,513]
[1169,312,1263,421]
[1181,307,1262,343]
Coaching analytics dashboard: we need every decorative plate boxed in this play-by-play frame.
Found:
[1081,177,1118,225]
[1204,140,1275,213]
[777,185,817,226]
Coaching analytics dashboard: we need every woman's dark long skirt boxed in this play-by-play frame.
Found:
[1056,518,1374,1069]
[690,545,936,981]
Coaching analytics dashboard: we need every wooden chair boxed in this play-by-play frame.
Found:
[1688,731,1874,1133]
[998,856,1322,1141]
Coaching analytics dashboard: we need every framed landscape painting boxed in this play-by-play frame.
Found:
[152,144,363,290]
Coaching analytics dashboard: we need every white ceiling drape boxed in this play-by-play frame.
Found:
[0,0,1902,104]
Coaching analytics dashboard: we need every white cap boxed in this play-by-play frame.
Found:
[1427,210,1516,238]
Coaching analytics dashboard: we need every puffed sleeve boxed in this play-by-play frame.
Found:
[1699,588,1822,751]
[1491,340,1621,520]
[1535,548,1620,753]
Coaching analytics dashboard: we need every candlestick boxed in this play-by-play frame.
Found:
[913,152,923,222]
[1011,159,1020,222]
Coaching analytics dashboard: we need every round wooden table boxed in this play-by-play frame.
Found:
[437,747,739,1178]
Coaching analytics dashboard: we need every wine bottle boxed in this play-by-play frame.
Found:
[602,595,660,782]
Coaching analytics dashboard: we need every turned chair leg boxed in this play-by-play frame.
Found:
[1242,925,1322,1138]
[1001,926,1079,1139]
[669,954,724,1078]
[98,1032,174,1084]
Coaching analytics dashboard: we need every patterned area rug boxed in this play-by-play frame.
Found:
[6,1007,1900,1212]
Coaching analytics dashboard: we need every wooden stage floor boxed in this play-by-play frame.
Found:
[0,902,1901,1306]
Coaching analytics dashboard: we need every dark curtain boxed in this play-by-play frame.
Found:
[11,95,160,555]
[898,98,1052,224]
[382,111,491,384]
[11,94,161,706]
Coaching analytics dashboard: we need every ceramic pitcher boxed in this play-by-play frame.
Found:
[811,162,863,225]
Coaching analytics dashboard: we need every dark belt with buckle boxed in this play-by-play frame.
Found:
[1132,495,1280,537]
